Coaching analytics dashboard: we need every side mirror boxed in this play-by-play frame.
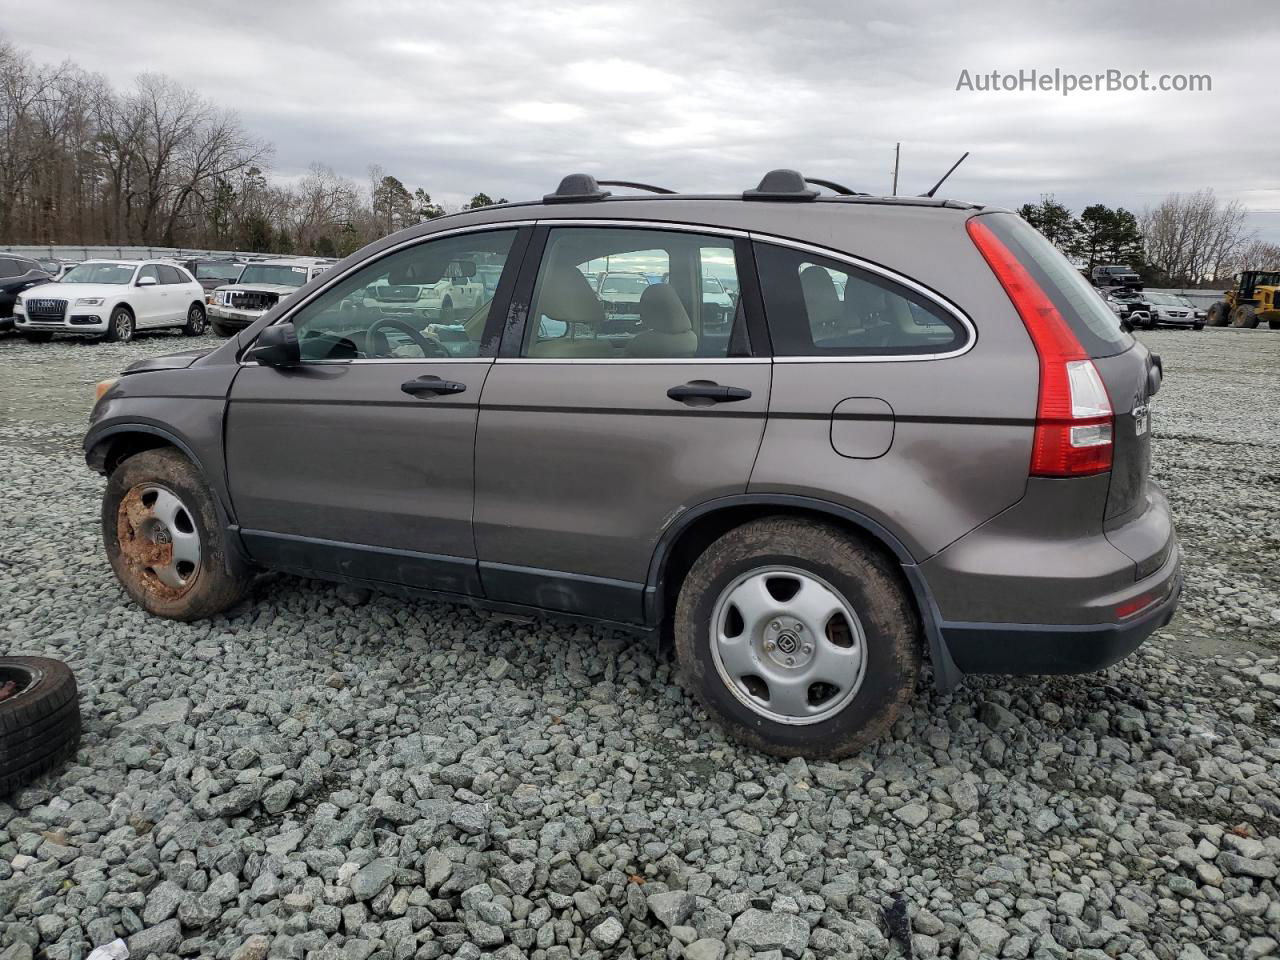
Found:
[246,322,301,367]
[137,276,157,286]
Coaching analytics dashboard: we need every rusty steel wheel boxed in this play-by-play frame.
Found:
[103,448,253,620]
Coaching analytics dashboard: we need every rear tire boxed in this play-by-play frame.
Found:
[20,332,53,343]
[674,517,920,759]
[102,448,253,621]
[1205,302,1229,327]
[0,657,81,795]
[104,305,134,343]
[1233,305,1259,328]
[182,302,207,336]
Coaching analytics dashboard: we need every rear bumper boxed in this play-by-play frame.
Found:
[940,543,1180,674]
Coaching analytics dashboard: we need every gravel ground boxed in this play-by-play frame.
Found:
[0,327,1277,960]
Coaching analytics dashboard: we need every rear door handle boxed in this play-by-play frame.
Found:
[667,381,752,404]
[401,375,466,397]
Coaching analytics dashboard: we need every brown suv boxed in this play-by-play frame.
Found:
[85,171,1180,757]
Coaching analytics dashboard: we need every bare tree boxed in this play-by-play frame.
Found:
[1141,189,1249,286]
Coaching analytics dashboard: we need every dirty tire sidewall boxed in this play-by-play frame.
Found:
[105,305,134,342]
[674,517,921,759]
[0,656,81,796]
[210,320,236,338]
[102,448,251,621]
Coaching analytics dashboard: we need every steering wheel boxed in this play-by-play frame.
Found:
[365,316,450,359]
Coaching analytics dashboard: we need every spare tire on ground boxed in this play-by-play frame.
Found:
[0,656,81,794]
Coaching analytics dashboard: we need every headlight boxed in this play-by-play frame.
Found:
[13,296,22,308]
[95,378,119,403]
[75,297,104,306]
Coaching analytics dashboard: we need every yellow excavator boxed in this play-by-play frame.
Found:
[1206,271,1280,329]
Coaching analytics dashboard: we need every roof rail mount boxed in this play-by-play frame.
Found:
[544,174,611,203]
[744,169,819,202]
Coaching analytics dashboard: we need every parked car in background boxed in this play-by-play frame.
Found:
[1142,292,1205,330]
[1104,289,1154,328]
[13,260,205,342]
[416,259,486,323]
[701,275,735,328]
[207,259,331,337]
[177,258,244,297]
[0,254,53,332]
[1091,264,1143,290]
[84,170,1178,758]
[35,258,76,280]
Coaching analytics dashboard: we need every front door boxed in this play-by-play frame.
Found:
[474,224,771,623]
[134,264,164,326]
[225,226,527,596]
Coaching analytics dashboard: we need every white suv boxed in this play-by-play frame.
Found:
[208,259,331,337]
[14,260,206,343]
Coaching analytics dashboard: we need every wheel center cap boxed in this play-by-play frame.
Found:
[764,618,813,668]
[151,523,171,545]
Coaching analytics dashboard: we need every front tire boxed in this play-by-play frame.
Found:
[183,302,207,336]
[1205,302,1229,326]
[1233,305,1259,328]
[104,305,134,343]
[674,517,920,758]
[210,320,237,338]
[102,448,253,621]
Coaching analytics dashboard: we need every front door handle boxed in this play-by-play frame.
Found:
[667,380,752,404]
[401,375,466,397]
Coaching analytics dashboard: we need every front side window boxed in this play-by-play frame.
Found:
[754,243,964,356]
[287,229,517,361]
[137,265,161,285]
[523,227,744,360]
[62,263,135,285]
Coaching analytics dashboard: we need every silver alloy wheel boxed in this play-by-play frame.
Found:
[710,565,867,725]
[188,305,205,332]
[114,309,132,341]
[120,484,201,590]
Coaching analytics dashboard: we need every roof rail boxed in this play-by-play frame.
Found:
[543,173,611,203]
[743,169,819,202]
[804,177,868,197]
[597,179,676,195]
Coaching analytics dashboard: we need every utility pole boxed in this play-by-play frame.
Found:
[892,142,900,196]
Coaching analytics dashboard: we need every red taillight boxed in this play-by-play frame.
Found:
[1114,590,1161,620]
[967,218,1113,477]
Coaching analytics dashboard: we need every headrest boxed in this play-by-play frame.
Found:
[539,266,605,327]
[800,264,842,322]
[638,284,692,334]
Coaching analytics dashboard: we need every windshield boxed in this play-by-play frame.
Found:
[62,263,136,285]
[1104,266,1134,274]
[238,264,310,287]
[196,262,243,281]
[703,278,725,294]
[601,275,649,295]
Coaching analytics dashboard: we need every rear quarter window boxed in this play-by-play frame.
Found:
[980,213,1133,358]
[753,242,967,357]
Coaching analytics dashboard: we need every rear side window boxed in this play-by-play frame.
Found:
[159,265,185,284]
[980,213,1132,358]
[754,242,965,356]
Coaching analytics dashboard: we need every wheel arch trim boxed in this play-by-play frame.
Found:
[644,493,963,691]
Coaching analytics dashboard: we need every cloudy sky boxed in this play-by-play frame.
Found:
[4,0,1277,239]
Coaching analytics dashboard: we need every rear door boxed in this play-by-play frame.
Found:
[224,226,528,595]
[473,223,771,623]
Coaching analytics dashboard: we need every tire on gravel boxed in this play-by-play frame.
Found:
[1233,305,1259,328]
[674,517,920,759]
[182,302,207,336]
[210,320,237,338]
[104,305,134,342]
[0,657,81,795]
[1205,302,1229,327]
[102,448,253,620]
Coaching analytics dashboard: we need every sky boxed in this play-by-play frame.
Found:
[3,0,1277,241]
